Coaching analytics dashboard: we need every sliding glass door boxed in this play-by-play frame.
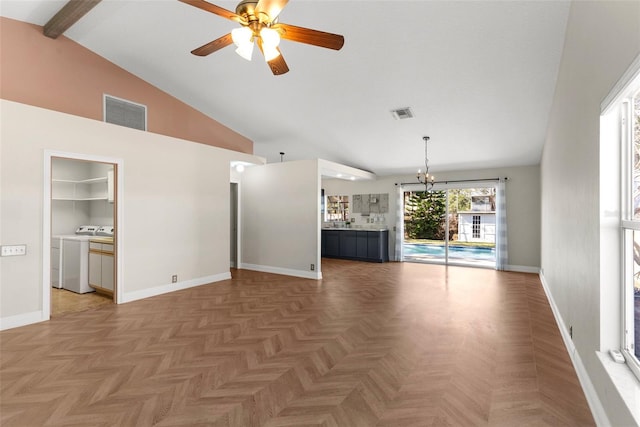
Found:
[403,190,448,264]
[402,185,496,268]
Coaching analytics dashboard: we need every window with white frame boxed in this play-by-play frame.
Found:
[621,76,640,380]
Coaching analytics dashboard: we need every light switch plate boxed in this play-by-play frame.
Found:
[1,245,27,256]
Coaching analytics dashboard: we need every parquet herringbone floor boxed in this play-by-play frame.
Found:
[0,259,595,426]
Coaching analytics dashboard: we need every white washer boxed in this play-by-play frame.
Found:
[52,226,99,294]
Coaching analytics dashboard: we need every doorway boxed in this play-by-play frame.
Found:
[230,182,238,268]
[402,185,496,268]
[43,151,123,320]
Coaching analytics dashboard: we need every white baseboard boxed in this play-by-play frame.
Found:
[538,272,609,426]
[506,264,540,274]
[0,310,46,331]
[240,263,322,280]
[121,272,231,303]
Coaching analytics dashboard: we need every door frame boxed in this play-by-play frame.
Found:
[230,182,238,268]
[43,150,124,320]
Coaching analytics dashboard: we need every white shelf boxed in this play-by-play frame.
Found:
[52,177,107,184]
[52,197,108,201]
[52,175,111,202]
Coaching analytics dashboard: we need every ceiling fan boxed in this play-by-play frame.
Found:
[178,0,344,75]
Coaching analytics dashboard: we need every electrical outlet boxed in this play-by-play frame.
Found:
[310,264,315,271]
[1,245,27,257]
[172,275,178,283]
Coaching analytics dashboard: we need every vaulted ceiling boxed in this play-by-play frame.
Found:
[1,0,570,176]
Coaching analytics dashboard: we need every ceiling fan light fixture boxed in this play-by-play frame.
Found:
[231,26,252,46]
[181,0,344,75]
[235,42,254,61]
[262,44,280,61]
[260,27,280,48]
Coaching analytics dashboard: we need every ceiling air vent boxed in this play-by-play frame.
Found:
[390,107,414,120]
[104,94,147,131]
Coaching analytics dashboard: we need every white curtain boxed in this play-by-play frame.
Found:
[394,185,404,261]
[495,178,508,270]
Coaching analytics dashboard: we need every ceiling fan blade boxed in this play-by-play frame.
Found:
[256,38,289,75]
[178,0,244,23]
[191,33,233,56]
[275,23,344,50]
[267,48,289,75]
[255,0,289,22]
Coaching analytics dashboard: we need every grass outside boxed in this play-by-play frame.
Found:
[404,239,495,249]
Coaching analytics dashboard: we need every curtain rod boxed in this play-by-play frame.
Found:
[394,177,507,186]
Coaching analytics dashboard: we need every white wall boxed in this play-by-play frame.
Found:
[540,1,640,425]
[0,100,261,326]
[323,164,540,270]
[240,160,321,279]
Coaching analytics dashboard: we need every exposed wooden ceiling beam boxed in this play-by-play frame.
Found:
[43,0,102,39]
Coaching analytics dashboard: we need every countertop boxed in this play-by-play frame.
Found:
[90,236,114,244]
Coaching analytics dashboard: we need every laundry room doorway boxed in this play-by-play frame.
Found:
[44,151,123,319]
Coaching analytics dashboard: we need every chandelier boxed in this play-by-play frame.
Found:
[416,136,435,191]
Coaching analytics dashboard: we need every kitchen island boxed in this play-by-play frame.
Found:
[321,228,389,263]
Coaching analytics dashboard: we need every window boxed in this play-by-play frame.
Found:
[472,215,481,238]
[621,84,640,380]
[325,195,349,222]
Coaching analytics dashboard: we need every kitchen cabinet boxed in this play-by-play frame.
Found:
[361,196,370,215]
[340,231,357,256]
[367,232,381,259]
[352,195,362,214]
[352,193,389,214]
[321,229,389,262]
[356,232,368,258]
[89,240,114,296]
[379,194,389,213]
[323,230,341,257]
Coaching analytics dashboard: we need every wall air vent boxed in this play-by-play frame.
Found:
[390,107,414,120]
[104,94,147,131]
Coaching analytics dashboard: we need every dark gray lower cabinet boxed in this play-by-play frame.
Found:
[321,229,389,262]
[323,230,340,257]
[356,232,368,258]
[340,231,357,256]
